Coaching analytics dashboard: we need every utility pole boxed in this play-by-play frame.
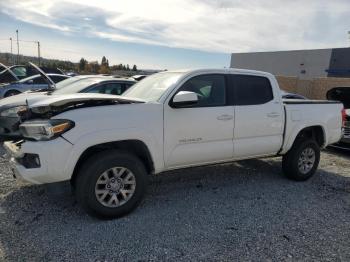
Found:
[16,30,19,64]
[37,41,41,66]
[9,37,13,65]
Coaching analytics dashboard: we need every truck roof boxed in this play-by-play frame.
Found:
[166,68,274,77]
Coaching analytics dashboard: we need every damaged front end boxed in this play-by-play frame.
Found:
[1,94,144,142]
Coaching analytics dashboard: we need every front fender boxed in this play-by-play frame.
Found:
[62,127,164,178]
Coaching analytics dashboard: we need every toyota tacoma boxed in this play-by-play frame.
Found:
[3,69,344,219]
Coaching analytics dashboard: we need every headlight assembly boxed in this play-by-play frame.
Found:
[0,106,27,118]
[19,119,75,141]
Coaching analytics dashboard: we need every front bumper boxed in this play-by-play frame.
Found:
[341,122,350,145]
[3,137,74,184]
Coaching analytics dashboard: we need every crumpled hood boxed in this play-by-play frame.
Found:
[28,93,144,108]
[0,92,48,109]
[21,93,145,119]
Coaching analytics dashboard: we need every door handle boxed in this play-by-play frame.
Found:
[217,114,233,121]
[267,112,280,118]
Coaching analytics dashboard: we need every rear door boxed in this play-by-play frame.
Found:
[164,74,234,168]
[230,74,284,158]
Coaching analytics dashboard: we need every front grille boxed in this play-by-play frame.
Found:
[344,122,350,138]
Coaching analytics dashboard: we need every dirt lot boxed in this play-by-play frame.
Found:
[0,146,350,261]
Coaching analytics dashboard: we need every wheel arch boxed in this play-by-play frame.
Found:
[4,89,21,97]
[71,140,155,187]
[285,125,326,153]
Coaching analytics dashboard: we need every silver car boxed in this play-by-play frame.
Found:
[0,73,69,98]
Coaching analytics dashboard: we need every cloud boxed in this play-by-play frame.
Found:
[1,0,350,53]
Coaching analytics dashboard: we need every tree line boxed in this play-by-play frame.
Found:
[79,56,138,74]
[0,53,138,74]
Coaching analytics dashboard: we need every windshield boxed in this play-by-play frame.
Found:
[122,72,183,102]
[52,77,104,94]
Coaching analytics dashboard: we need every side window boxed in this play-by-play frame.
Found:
[12,67,27,77]
[124,83,134,92]
[50,76,67,83]
[32,76,47,84]
[233,75,273,105]
[85,84,106,94]
[85,83,124,95]
[104,83,124,95]
[175,74,226,107]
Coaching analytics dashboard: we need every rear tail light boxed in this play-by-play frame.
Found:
[342,108,346,127]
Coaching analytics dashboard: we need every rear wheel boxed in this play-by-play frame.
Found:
[75,150,148,219]
[4,90,21,97]
[282,139,320,181]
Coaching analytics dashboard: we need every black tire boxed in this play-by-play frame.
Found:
[75,150,148,219]
[282,139,320,181]
[4,90,21,97]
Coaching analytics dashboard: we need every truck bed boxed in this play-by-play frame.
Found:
[280,99,343,154]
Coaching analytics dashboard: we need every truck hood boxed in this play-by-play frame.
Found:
[29,93,144,107]
[23,93,145,118]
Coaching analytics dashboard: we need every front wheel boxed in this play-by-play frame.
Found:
[282,139,320,181]
[76,150,148,219]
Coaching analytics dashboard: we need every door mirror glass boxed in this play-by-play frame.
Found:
[27,79,34,84]
[172,91,198,107]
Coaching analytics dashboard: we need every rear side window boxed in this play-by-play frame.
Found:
[233,75,273,105]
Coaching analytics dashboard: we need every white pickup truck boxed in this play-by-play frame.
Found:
[3,68,344,219]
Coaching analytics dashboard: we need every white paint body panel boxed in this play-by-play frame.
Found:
[164,106,234,168]
[7,68,343,184]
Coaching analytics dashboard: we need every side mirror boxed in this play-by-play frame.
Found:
[27,80,34,84]
[171,91,198,108]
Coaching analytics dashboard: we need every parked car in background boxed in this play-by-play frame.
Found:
[281,90,307,100]
[131,75,148,81]
[0,73,70,98]
[2,68,343,219]
[0,63,65,84]
[327,87,350,148]
[0,73,136,141]
[327,87,350,108]
[342,109,350,145]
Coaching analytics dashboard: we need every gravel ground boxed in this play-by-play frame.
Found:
[0,146,350,261]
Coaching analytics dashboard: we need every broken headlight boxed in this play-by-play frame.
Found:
[19,119,75,141]
[0,106,27,118]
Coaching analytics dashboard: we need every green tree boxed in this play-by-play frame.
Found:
[101,56,107,66]
[132,65,137,71]
[79,58,87,72]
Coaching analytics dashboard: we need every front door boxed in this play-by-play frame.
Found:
[164,74,234,169]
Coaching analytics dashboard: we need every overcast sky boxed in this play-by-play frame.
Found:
[0,0,350,69]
